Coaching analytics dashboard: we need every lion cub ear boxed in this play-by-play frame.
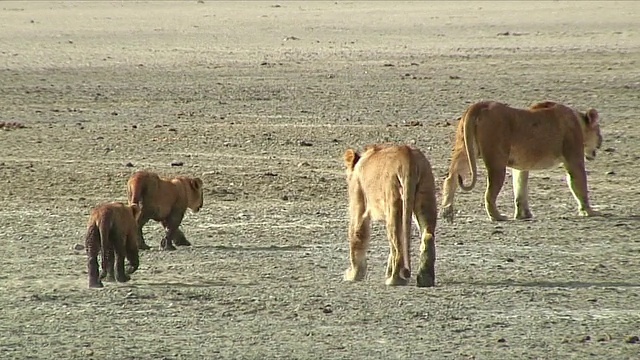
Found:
[586,109,599,128]
[191,178,203,190]
[343,148,360,170]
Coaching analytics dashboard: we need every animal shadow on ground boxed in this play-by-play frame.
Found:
[449,280,640,288]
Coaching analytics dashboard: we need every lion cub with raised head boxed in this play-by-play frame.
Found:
[127,170,204,251]
[343,144,438,287]
[440,100,603,222]
[84,202,141,288]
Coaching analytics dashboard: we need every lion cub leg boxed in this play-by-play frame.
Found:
[125,230,140,275]
[85,225,104,288]
[563,160,600,217]
[114,242,130,283]
[512,169,533,220]
[100,247,117,283]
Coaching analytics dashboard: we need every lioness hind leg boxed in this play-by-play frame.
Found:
[173,228,191,247]
[114,250,130,283]
[440,156,468,223]
[512,169,533,220]
[384,206,410,287]
[136,215,151,251]
[125,234,140,275]
[563,161,600,217]
[484,164,508,222]
[100,246,116,283]
[344,216,370,282]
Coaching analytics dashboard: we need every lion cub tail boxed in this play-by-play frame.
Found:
[458,108,479,192]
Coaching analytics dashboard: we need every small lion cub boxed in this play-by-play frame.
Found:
[342,143,438,287]
[83,201,141,288]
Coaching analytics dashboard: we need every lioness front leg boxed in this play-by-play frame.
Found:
[484,164,508,221]
[564,161,600,217]
[512,169,533,220]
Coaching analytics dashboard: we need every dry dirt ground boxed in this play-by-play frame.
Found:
[1,1,640,359]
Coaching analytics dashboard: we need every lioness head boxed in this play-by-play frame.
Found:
[580,108,602,161]
[343,148,361,180]
[189,178,204,213]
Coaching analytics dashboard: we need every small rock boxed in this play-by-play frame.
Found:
[298,140,313,147]
[497,338,506,343]
[110,111,118,116]
[606,171,615,175]
[505,258,514,263]
[580,335,591,342]
[625,335,639,344]
[603,147,615,153]
[297,161,310,167]
[449,75,461,80]
[383,63,394,67]
[171,161,184,167]
[73,244,85,251]
[124,162,134,167]
[168,128,177,132]
[322,305,333,314]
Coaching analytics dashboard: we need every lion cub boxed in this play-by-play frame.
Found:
[343,144,438,287]
[441,100,603,222]
[127,170,204,251]
[84,202,141,288]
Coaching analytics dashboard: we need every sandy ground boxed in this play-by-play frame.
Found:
[1,1,640,359]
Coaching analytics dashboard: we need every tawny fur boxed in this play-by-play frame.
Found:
[126,170,203,251]
[343,144,438,287]
[84,202,141,288]
[440,100,603,222]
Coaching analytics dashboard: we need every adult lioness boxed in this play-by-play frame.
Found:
[440,100,603,222]
[127,170,204,251]
[84,202,140,288]
[343,144,438,287]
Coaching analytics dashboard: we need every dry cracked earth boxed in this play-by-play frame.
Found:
[1,1,640,359]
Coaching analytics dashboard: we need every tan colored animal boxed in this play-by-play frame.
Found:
[127,170,204,251]
[440,100,603,222]
[343,144,438,287]
[84,202,141,288]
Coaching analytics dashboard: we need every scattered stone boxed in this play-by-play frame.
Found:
[580,335,591,342]
[383,63,394,67]
[283,36,300,41]
[322,305,333,314]
[110,111,118,116]
[171,161,184,167]
[298,140,313,147]
[505,258,514,263]
[603,147,616,153]
[497,338,506,343]
[270,4,281,7]
[625,335,639,344]
[0,121,26,130]
[449,75,461,80]
[606,171,615,175]
[73,244,85,251]
[124,162,134,167]
[297,161,310,167]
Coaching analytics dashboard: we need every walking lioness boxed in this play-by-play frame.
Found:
[343,144,438,287]
[440,100,603,222]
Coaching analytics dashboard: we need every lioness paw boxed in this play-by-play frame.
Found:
[579,208,601,217]
[440,206,455,223]
[343,267,365,282]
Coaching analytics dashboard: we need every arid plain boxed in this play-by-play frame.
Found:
[1,1,639,359]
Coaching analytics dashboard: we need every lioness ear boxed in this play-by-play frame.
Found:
[343,148,360,170]
[586,109,599,128]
